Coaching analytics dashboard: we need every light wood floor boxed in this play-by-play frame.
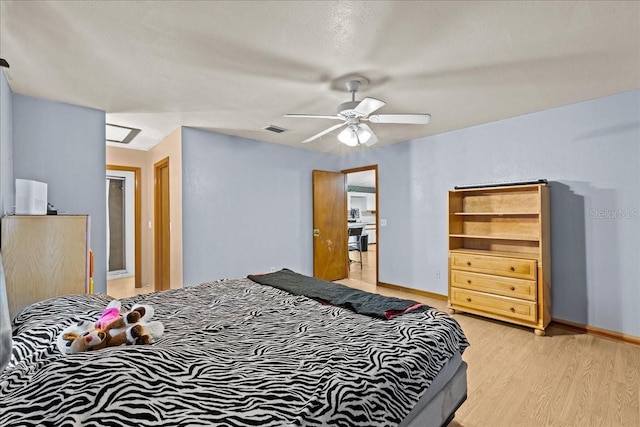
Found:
[340,278,640,426]
[348,243,376,284]
[109,265,640,426]
[107,276,154,300]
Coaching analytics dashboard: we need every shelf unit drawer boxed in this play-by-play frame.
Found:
[450,287,537,323]
[450,252,536,280]
[450,270,537,301]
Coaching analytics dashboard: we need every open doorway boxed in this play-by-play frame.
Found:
[342,166,378,287]
[107,174,129,274]
[106,165,142,289]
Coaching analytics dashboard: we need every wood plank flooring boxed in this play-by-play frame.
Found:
[336,276,639,426]
[347,243,376,284]
[107,275,154,300]
[109,257,640,426]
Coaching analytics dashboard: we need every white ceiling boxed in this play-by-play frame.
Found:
[1,1,638,154]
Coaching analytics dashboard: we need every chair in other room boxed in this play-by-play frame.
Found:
[348,226,365,269]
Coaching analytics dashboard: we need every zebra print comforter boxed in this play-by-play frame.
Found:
[1,277,469,426]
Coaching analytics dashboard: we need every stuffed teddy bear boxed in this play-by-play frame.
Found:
[56,319,96,355]
[57,300,164,354]
[122,303,164,345]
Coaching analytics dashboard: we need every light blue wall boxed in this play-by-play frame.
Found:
[0,71,12,217]
[181,127,339,286]
[12,95,107,293]
[340,90,640,337]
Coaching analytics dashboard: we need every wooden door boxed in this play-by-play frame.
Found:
[313,170,348,281]
[154,157,171,291]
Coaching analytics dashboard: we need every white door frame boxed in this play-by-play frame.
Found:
[106,170,135,279]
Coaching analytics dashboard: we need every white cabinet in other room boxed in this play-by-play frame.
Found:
[366,225,376,244]
[349,192,376,212]
[366,193,376,211]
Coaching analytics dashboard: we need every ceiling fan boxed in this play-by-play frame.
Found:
[285,80,430,147]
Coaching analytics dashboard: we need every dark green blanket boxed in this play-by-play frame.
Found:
[247,269,426,319]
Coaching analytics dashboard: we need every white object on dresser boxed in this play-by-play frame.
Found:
[15,179,47,215]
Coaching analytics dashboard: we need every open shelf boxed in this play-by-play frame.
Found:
[449,233,539,241]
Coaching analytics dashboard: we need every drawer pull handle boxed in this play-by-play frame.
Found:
[510,266,515,272]
[467,262,472,266]
[509,286,515,291]
[510,307,516,312]
[466,297,472,302]
[467,280,472,284]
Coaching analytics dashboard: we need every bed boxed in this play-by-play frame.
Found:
[0,267,469,426]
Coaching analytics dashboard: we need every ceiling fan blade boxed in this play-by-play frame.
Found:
[368,114,431,124]
[353,97,386,117]
[284,114,343,120]
[359,124,379,147]
[301,122,346,143]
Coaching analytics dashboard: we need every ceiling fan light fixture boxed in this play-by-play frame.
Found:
[338,127,358,146]
[355,126,372,143]
[338,125,371,146]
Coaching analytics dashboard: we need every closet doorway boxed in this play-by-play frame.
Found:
[106,165,141,287]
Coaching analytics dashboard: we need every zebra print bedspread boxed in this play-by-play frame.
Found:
[1,278,469,426]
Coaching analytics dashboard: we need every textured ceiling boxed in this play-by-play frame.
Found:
[1,1,638,154]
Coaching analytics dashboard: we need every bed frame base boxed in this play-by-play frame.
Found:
[401,359,468,427]
[441,393,467,426]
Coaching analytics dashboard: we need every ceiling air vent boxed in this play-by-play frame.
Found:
[106,123,141,144]
[262,125,287,134]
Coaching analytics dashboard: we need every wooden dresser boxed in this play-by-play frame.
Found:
[447,184,550,335]
[1,215,90,319]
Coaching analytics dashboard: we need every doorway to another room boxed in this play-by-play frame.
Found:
[106,165,147,300]
[342,166,378,289]
[107,173,131,276]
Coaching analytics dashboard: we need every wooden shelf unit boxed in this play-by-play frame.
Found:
[448,184,551,335]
